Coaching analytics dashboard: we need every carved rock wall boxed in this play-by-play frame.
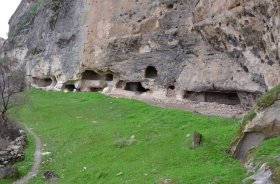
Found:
[0,0,279,108]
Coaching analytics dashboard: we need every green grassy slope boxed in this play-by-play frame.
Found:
[5,89,247,183]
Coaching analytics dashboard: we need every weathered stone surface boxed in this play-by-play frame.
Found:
[243,163,273,184]
[0,151,9,157]
[0,0,279,109]
[230,84,280,183]
[232,98,280,159]
[0,165,19,179]
[0,38,5,50]
[42,170,59,182]
[246,101,280,137]
[0,131,27,166]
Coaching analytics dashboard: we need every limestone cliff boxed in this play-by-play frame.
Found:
[0,0,279,109]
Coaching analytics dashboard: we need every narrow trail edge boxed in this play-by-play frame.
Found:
[14,123,42,184]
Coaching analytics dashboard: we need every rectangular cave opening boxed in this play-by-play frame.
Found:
[184,91,241,105]
[32,77,53,87]
[89,88,104,92]
[104,74,113,81]
[124,82,149,92]
[82,71,103,80]
[184,91,205,102]
[205,92,240,105]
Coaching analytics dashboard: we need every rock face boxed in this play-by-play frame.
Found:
[231,85,280,160]
[230,85,280,183]
[0,130,27,167]
[0,38,5,50]
[0,0,279,108]
[0,165,19,179]
[243,162,273,184]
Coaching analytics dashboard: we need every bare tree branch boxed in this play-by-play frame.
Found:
[0,59,26,139]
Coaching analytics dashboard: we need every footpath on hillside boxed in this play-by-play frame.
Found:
[14,123,42,184]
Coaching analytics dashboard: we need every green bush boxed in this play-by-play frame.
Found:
[0,56,10,63]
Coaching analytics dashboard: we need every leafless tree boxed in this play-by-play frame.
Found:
[0,59,26,139]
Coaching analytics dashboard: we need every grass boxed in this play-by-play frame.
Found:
[251,136,280,181]
[6,88,248,183]
[253,136,280,166]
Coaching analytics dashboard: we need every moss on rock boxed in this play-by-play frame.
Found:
[256,84,280,111]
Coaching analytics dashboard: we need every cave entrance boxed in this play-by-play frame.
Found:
[169,85,175,90]
[184,91,205,103]
[65,84,75,92]
[116,80,124,89]
[184,91,241,105]
[32,77,53,87]
[89,88,104,92]
[125,82,149,92]
[205,92,240,105]
[145,66,157,79]
[82,70,103,80]
[104,74,113,81]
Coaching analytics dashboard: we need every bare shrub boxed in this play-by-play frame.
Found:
[3,120,21,141]
[0,59,27,140]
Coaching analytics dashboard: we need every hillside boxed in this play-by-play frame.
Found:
[0,0,279,111]
[3,89,247,183]
[0,0,280,182]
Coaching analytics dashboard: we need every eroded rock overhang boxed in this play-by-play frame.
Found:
[0,0,279,112]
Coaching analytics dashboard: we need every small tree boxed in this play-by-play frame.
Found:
[0,59,26,139]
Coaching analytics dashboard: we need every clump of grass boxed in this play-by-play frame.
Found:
[242,108,256,124]
[244,178,256,184]
[250,136,280,182]
[154,178,180,184]
[256,84,280,111]
[114,137,127,148]
[0,56,10,63]
[95,171,108,179]
[252,136,280,166]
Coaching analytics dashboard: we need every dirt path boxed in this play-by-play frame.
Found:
[107,90,249,118]
[14,123,42,184]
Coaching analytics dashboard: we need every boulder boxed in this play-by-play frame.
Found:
[245,101,280,137]
[42,170,58,182]
[0,130,27,166]
[243,163,273,184]
[231,85,280,159]
[231,84,280,183]
[192,131,202,148]
[0,165,19,179]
